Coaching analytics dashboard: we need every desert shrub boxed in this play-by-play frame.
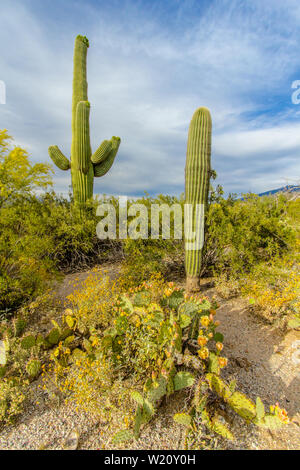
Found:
[43,354,134,432]
[240,256,300,328]
[0,129,52,207]
[65,267,122,331]
[1,129,295,313]
[120,190,296,286]
[0,181,120,312]
[23,193,116,270]
[205,193,295,277]
[212,196,299,327]
[0,130,122,312]
[0,195,62,311]
[119,194,184,287]
[120,238,181,289]
[287,198,300,228]
[214,272,240,299]
[0,376,28,426]
[0,131,54,311]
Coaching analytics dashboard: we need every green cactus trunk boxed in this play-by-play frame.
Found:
[185,107,212,293]
[49,35,120,206]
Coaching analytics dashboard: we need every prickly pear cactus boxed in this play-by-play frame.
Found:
[48,35,121,206]
[26,359,41,379]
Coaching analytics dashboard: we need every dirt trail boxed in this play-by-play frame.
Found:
[0,266,299,450]
[210,290,300,449]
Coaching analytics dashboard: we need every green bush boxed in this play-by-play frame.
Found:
[0,130,54,311]
[0,129,296,314]
[121,189,296,285]
[0,130,121,311]
[205,192,295,277]
[0,193,122,311]
[1,187,295,312]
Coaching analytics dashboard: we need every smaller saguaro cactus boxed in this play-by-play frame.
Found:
[185,107,212,293]
[48,35,120,205]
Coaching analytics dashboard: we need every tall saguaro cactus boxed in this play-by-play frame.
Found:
[185,107,212,293]
[48,35,120,205]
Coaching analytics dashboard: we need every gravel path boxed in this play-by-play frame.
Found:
[212,294,300,450]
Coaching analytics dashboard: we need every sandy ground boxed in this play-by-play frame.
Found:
[0,266,299,450]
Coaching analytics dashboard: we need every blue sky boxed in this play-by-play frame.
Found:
[1,0,300,197]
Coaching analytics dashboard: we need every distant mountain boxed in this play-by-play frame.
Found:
[258,185,300,197]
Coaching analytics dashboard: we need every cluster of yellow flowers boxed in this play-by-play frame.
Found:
[246,269,300,320]
[0,377,27,425]
[41,344,134,429]
[194,306,227,368]
[270,402,289,424]
[111,303,168,372]
[164,282,182,298]
[66,268,121,330]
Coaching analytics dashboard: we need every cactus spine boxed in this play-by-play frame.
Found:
[185,107,212,293]
[48,35,120,205]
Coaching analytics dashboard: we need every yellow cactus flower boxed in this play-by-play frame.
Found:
[198,347,209,359]
[200,316,210,327]
[218,357,228,368]
[197,335,208,347]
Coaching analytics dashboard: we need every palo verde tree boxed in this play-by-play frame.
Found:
[0,129,52,208]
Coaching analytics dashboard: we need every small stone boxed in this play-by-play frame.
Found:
[62,429,80,450]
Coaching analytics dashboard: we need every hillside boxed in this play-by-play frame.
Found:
[258,185,300,198]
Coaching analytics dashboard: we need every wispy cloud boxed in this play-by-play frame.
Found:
[0,0,300,197]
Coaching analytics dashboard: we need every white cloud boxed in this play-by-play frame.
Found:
[214,123,300,158]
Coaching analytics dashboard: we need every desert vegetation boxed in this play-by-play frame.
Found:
[0,120,299,449]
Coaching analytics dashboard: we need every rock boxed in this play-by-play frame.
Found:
[62,429,80,450]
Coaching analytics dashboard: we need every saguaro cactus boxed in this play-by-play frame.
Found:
[185,107,212,293]
[48,35,120,205]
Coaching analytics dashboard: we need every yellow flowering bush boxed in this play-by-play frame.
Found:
[43,353,133,428]
[66,268,122,331]
[242,261,300,328]
[0,377,28,425]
